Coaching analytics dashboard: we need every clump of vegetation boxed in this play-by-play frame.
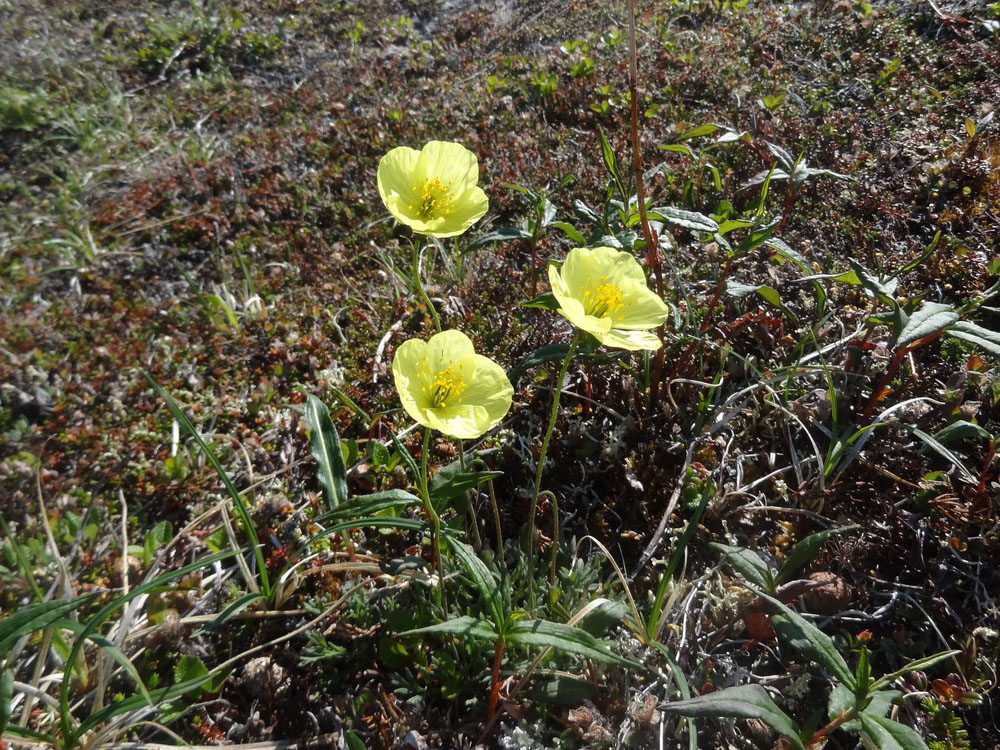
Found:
[2,1,999,749]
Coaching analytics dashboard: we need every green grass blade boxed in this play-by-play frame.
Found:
[142,372,270,600]
[0,594,98,657]
[59,549,237,744]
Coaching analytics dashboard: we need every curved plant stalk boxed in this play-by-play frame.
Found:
[419,427,447,610]
[527,336,578,609]
[411,239,441,332]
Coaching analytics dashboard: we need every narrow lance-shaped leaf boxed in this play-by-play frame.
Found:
[401,616,499,641]
[323,489,421,521]
[0,593,98,656]
[0,667,13,732]
[895,302,959,349]
[659,684,805,750]
[304,394,349,510]
[709,543,775,591]
[828,684,900,733]
[945,320,1000,357]
[774,525,858,587]
[755,590,856,690]
[870,649,960,692]
[445,537,505,628]
[597,125,627,201]
[648,206,719,233]
[505,619,639,668]
[859,713,931,750]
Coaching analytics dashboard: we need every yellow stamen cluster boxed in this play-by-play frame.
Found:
[583,279,625,318]
[409,177,453,220]
[423,365,467,408]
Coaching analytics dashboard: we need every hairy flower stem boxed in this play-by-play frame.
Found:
[627,0,666,405]
[412,240,442,332]
[419,427,447,610]
[458,438,482,550]
[527,337,578,609]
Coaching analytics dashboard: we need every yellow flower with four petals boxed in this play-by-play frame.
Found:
[377,141,489,238]
[392,330,513,439]
[548,246,669,351]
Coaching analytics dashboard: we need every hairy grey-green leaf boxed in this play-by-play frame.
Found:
[896,302,959,348]
[659,684,804,750]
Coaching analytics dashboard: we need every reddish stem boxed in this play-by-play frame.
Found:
[971,440,996,513]
[487,638,505,720]
[860,330,944,420]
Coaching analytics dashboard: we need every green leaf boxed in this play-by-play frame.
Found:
[198,593,265,632]
[549,221,585,244]
[572,199,601,224]
[896,302,959,349]
[303,394,349,510]
[774,525,858,587]
[658,685,804,750]
[445,537,504,626]
[709,543,775,591]
[658,142,695,157]
[766,141,795,169]
[828,684,899,732]
[401,615,499,641]
[61,549,239,744]
[932,420,993,446]
[597,126,627,200]
[870,649,960,692]
[716,219,755,235]
[71,668,233,742]
[521,291,560,310]
[850,260,898,302]
[859,713,930,750]
[800,268,863,285]
[52,619,153,705]
[756,590,856,690]
[464,227,534,252]
[508,343,572,384]
[324,489,421,521]
[344,730,368,750]
[575,598,628,637]
[0,593,97,657]
[737,218,779,253]
[725,280,794,319]
[299,516,429,553]
[945,320,1000,357]
[525,674,596,705]
[145,375,269,599]
[0,667,13,732]
[901,424,978,483]
[677,123,720,140]
[648,206,719,233]
[429,463,503,507]
[174,654,209,684]
[896,231,941,275]
[505,619,638,667]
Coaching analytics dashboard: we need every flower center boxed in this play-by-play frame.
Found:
[425,365,466,408]
[409,177,454,220]
[583,279,625,318]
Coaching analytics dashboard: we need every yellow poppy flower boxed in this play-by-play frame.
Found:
[377,141,489,238]
[548,246,669,351]
[392,330,513,439]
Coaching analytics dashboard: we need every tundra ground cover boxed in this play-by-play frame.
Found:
[1,1,999,748]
